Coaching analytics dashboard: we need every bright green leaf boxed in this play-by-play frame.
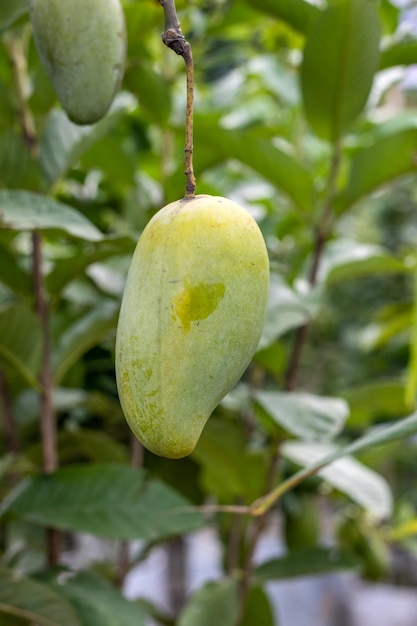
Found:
[301,0,380,141]
[0,190,103,241]
[0,464,203,540]
[255,391,349,440]
[178,579,239,626]
[0,567,80,626]
[254,547,358,582]
[282,441,393,519]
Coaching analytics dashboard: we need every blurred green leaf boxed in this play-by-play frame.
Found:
[360,310,412,351]
[341,380,409,427]
[406,269,417,407]
[301,0,380,141]
[0,240,31,298]
[126,65,172,125]
[0,567,80,626]
[317,239,406,284]
[258,274,310,349]
[52,300,119,385]
[379,38,417,70]
[0,190,103,241]
[379,0,400,35]
[282,441,393,519]
[178,579,239,626]
[244,0,319,35]
[241,586,275,626]
[192,419,268,504]
[0,0,29,32]
[255,391,349,440]
[194,119,314,212]
[0,464,203,540]
[46,236,135,295]
[337,129,417,212]
[39,94,136,187]
[46,571,147,626]
[0,303,41,389]
[0,130,40,190]
[254,548,358,582]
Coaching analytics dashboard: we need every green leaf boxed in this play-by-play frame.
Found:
[46,571,147,626]
[0,464,203,541]
[52,300,119,385]
[0,0,29,32]
[194,119,314,212]
[255,391,349,440]
[192,418,269,504]
[406,269,417,407]
[379,0,400,35]
[336,129,417,212]
[0,190,103,241]
[0,240,31,298]
[178,579,239,626]
[46,236,135,295]
[258,274,310,349]
[244,0,319,35]
[379,38,417,70]
[282,442,393,519]
[0,130,40,190]
[341,380,409,427]
[301,0,380,141]
[0,567,80,626]
[317,239,406,284]
[254,547,358,582]
[39,93,136,187]
[0,303,41,389]
[360,310,412,351]
[240,586,275,626]
[125,65,172,125]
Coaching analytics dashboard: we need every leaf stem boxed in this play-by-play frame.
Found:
[159,0,196,198]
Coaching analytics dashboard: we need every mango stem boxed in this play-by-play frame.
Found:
[159,0,196,199]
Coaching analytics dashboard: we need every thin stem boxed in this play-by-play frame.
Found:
[159,0,196,198]
[32,232,60,567]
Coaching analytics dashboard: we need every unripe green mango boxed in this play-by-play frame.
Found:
[30,0,126,125]
[116,195,269,459]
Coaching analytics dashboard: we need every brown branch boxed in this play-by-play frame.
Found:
[32,232,60,567]
[159,0,196,198]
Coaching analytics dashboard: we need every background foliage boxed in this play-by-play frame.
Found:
[1,0,417,624]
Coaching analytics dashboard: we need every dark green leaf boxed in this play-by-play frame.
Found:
[194,119,314,212]
[47,571,146,626]
[0,190,103,241]
[0,567,80,626]
[336,129,417,212]
[0,240,31,298]
[0,464,203,540]
[254,548,358,582]
[178,579,239,626]
[301,0,380,141]
[241,586,275,626]
[0,303,41,389]
[0,0,29,31]
[255,391,349,440]
[0,130,39,190]
[52,300,119,385]
[244,0,319,35]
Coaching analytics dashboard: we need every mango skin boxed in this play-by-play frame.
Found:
[30,0,126,125]
[116,195,269,459]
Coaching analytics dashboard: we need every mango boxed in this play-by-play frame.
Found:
[116,195,269,459]
[30,0,126,125]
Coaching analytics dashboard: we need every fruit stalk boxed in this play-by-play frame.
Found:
[159,0,196,198]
